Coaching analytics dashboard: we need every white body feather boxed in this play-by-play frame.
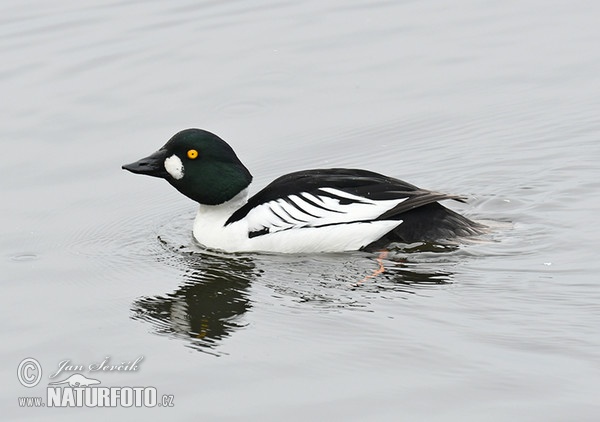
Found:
[192,188,405,253]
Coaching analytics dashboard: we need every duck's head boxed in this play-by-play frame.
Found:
[122,129,252,205]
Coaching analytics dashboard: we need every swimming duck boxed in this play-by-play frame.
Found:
[122,129,483,253]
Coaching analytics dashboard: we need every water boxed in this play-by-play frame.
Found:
[2,0,600,420]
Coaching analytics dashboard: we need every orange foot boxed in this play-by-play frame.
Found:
[354,250,389,286]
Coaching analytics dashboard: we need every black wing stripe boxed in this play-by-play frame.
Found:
[248,227,269,238]
[283,196,320,219]
[300,192,345,214]
[268,205,295,226]
[247,218,403,238]
[277,199,310,223]
[316,188,370,205]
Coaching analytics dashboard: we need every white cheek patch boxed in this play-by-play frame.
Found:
[164,155,184,180]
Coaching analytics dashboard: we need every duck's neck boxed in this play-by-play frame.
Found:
[195,188,250,227]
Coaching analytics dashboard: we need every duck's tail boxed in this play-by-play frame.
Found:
[365,201,485,249]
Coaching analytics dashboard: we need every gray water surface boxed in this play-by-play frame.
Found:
[2,1,600,421]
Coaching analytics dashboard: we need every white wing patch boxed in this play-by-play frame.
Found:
[244,188,407,237]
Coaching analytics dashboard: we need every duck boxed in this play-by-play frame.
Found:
[122,128,484,253]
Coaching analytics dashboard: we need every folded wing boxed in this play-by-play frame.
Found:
[225,169,465,239]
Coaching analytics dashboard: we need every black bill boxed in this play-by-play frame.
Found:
[122,149,169,178]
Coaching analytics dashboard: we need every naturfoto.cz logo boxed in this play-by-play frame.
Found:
[17,357,174,408]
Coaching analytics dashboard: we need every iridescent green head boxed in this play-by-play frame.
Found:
[123,129,252,205]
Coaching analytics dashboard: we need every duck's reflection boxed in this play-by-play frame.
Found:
[131,251,257,355]
[131,242,457,354]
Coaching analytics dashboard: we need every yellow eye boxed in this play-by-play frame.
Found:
[187,149,199,159]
